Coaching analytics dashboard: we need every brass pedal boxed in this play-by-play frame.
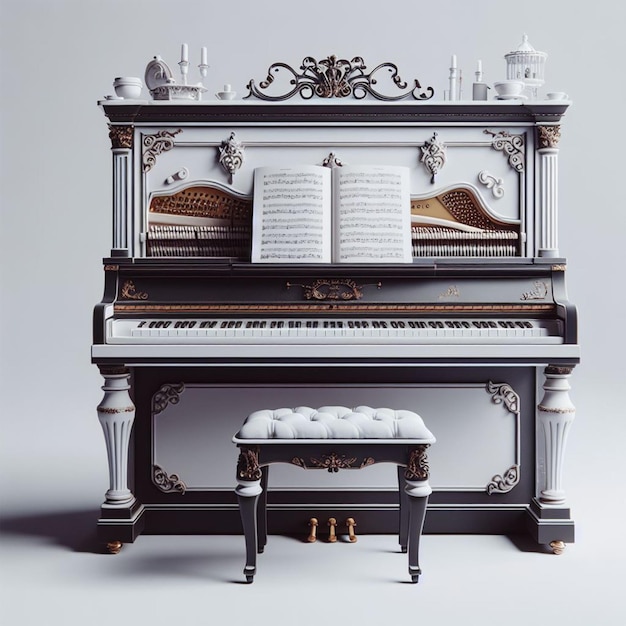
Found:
[307,517,318,543]
[327,517,338,543]
[346,517,357,543]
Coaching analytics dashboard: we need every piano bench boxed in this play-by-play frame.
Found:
[233,406,435,583]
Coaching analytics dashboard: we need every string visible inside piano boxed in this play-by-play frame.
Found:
[146,183,520,259]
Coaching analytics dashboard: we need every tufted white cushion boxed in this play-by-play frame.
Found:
[234,406,435,442]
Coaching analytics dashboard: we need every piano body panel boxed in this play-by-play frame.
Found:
[96,100,578,548]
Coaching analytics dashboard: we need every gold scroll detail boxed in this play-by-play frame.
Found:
[537,125,561,149]
[237,447,262,481]
[551,264,567,272]
[149,186,252,224]
[292,453,375,473]
[286,279,381,301]
[104,265,119,271]
[108,125,133,149]
[404,445,430,481]
[120,280,148,300]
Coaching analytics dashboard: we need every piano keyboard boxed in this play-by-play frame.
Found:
[107,318,563,345]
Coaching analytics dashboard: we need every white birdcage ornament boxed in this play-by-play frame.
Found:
[505,34,547,99]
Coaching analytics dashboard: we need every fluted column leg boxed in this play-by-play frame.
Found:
[536,125,562,258]
[537,366,575,505]
[97,366,136,506]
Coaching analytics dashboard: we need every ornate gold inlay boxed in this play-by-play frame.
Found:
[108,125,133,149]
[551,264,566,272]
[292,453,375,472]
[537,404,576,414]
[104,264,119,271]
[120,280,148,300]
[237,447,262,481]
[537,125,561,149]
[286,279,381,301]
[97,406,134,414]
[114,302,556,315]
[404,445,430,481]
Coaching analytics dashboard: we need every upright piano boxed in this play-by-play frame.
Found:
[93,70,579,554]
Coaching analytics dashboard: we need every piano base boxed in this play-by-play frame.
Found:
[97,503,574,551]
[95,363,577,553]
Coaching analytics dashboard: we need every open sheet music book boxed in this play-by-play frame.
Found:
[251,164,412,263]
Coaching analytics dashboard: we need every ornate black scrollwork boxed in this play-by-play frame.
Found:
[152,383,185,416]
[246,55,434,102]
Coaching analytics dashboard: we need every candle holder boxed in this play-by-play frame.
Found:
[144,49,208,101]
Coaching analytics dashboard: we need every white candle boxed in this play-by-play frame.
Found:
[201,46,207,65]
[451,54,457,68]
[223,84,231,92]
[181,43,188,63]
[477,59,482,73]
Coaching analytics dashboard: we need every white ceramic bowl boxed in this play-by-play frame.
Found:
[493,80,525,97]
[216,91,237,100]
[113,77,143,99]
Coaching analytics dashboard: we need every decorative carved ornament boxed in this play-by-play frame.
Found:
[484,130,525,173]
[404,445,430,481]
[218,132,245,183]
[108,125,133,149]
[477,170,505,198]
[420,132,446,184]
[537,125,561,149]
[485,381,521,494]
[98,365,130,377]
[292,453,375,473]
[487,465,520,495]
[520,280,548,301]
[142,129,182,173]
[438,285,460,299]
[551,264,567,272]
[245,54,434,101]
[97,406,134,414]
[120,280,148,300]
[104,264,119,271]
[286,279,381,301]
[237,447,262,481]
[152,383,185,416]
[153,464,187,494]
[545,365,574,376]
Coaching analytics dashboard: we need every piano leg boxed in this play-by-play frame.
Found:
[97,366,136,508]
[537,366,576,506]
[236,446,263,583]
[257,467,269,554]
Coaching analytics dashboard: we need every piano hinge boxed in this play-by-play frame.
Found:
[286,279,381,301]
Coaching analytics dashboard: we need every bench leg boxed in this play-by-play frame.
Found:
[257,467,269,553]
[405,478,432,583]
[397,466,409,553]
[236,446,263,583]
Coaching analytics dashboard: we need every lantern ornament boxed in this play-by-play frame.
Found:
[505,34,547,99]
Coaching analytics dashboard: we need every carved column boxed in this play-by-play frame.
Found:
[97,366,136,506]
[537,365,575,505]
[108,125,134,255]
[537,125,561,258]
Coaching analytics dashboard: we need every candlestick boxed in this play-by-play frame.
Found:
[449,54,458,101]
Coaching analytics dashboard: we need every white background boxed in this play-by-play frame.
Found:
[1,0,625,624]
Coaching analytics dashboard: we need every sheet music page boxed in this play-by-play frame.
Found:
[334,165,412,263]
[251,166,332,263]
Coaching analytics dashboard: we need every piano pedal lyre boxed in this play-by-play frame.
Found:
[345,517,357,543]
[307,517,318,543]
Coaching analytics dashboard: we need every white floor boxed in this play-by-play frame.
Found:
[1,495,624,626]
